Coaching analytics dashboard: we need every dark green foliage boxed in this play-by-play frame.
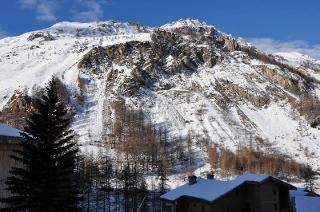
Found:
[100,155,113,212]
[310,118,320,128]
[137,178,148,212]
[1,78,80,211]
[119,164,135,212]
[301,165,320,192]
[310,121,318,128]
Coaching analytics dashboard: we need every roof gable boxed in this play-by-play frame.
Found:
[160,174,296,202]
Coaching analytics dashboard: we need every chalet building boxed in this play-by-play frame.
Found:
[160,174,297,212]
[0,123,22,209]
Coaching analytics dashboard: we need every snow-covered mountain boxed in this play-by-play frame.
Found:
[274,52,320,81]
[1,19,320,175]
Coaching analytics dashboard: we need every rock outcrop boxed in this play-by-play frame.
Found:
[0,92,35,130]
[27,32,54,41]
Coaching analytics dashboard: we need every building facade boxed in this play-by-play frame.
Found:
[0,124,22,209]
[161,174,296,212]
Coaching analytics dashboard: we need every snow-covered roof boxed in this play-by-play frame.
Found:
[161,174,295,202]
[291,188,320,197]
[0,123,21,137]
[291,188,309,197]
[290,188,320,212]
[294,196,320,212]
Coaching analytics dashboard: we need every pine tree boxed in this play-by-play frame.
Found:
[120,164,133,212]
[99,154,113,212]
[137,178,148,212]
[301,165,319,191]
[1,78,80,211]
[158,153,169,195]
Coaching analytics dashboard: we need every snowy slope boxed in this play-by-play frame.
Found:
[0,21,150,151]
[274,52,320,68]
[274,52,320,82]
[1,19,320,181]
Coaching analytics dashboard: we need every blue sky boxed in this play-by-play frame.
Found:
[1,0,319,58]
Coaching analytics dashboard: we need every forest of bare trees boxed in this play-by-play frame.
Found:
[76,105,196,211]
[207,144,312,182]
[73,101,319,211]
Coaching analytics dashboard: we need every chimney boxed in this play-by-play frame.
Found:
[207,172,214,180]
[188,175,197,185]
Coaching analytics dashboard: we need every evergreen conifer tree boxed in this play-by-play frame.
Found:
[301,165,319,191]
[1,78,80,211]
[137,178,148,212]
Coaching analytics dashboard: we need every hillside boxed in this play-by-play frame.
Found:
[0,19,320,184]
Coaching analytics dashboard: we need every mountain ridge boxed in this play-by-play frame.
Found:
[1,19,320,181]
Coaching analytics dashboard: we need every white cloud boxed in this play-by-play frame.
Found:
[0,27,8,39]
[248,38,320,60]
[37,1,57,21]
[72,0,109,22]
[18,0,110,23]
[19,0,37,8]
[18,0,57,22]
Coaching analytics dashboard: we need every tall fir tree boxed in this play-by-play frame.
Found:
[1,78,80,211]
[301,165,319,191]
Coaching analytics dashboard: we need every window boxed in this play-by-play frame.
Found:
[274,203,278,210]
[163,204,173,212]
[193,203,197,207]
[273,188,277,195]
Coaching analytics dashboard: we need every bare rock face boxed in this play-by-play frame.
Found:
[151,30,183,52]
[221,36,240,51]
[78,46,109,69]
[2,92,33,113]
[164,21,241,52]
[27,32,54,41]
[301,61,320,72]
[73,21,148,37]
[76,21,317,105]
[215,79,270,108]
[258,65,307,95]
[0,77,70,130]
[202,48,221,68]
[78,29,224,96]
[21,20,320,128]
[0,92,35,130]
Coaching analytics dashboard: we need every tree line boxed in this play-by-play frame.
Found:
[0,78,181,211]
[1,77,318,211]
[208,144,319,190]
